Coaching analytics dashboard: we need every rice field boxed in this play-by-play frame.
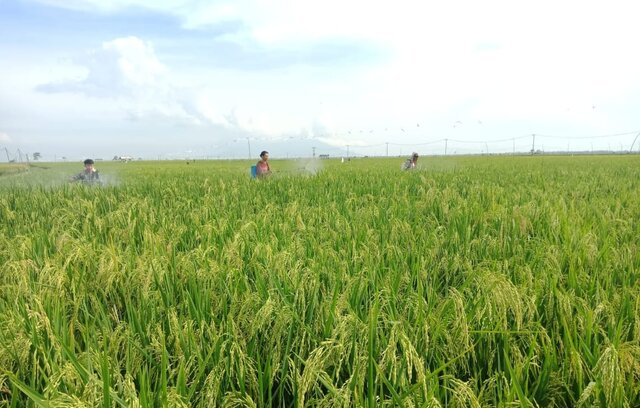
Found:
[1,155,639,407]
[0,164,30,177]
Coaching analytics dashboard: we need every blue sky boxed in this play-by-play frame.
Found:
[1,0,640,160]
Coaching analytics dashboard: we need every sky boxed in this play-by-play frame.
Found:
[1,0,640,161]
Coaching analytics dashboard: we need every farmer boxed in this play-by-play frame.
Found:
[403,152,419,170]
[256,151,272,177]
[70,158,101,184]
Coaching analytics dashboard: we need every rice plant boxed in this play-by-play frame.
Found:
[1,155,639,406]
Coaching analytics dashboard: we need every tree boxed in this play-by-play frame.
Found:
[33,152,41,161]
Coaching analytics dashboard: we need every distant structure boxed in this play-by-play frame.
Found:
[113,155,133,162]
[3,148,29,163]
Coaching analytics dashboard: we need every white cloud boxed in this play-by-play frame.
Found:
[0,132,11,143]
[38,36,167,98]
[30,0,179,13]
[31,1,640,107]
[36,37,227,126]
[35,36,320,137]
[317,137,370,148]
[16,0,640,154]
[224,107,316,137]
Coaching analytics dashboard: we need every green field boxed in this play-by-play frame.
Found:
[0,164,30,177]
[1,156,639,407]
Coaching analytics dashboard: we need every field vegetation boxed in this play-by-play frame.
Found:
[1,156,639,407]
[0,163,30,177]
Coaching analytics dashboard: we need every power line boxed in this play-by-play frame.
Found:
[630,131,640,151]
[535,130,639,139]
[258,127,640,156]
[384,134,532,147]
[387,139,446,146]
[447,135,532,144]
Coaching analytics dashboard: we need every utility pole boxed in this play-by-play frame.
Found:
[531,134,536,154]
[630,131,640,152]
[346,145,350,160]
[444,138,448,155]
[236,138,252,159]
[513,138,516,155]
[386,142,389,157]
[312,146,316,158]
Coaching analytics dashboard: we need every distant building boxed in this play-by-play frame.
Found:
[113,155,133,162]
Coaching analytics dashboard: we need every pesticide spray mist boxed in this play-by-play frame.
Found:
[301,159,323,176]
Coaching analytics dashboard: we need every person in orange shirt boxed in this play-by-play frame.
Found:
[256,151,272,177]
